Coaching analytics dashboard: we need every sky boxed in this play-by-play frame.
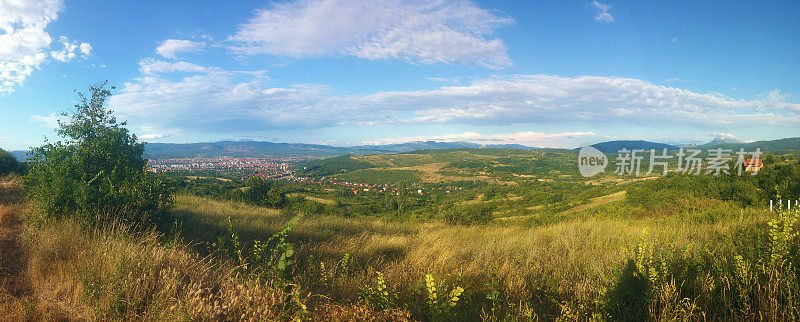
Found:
[1,0,799,151]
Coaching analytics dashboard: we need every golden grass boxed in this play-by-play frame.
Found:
[3,182,787,319]
[559,190,627,215]
[0,205,11,224]
[172,194,770,318]
[5,192,762,320]
[288,193,336,205]
[0,175,20,205]
[16,217,410,320]
[0,177,416,320]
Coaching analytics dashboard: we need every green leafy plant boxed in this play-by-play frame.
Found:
[216,216,298,282]
[768,204,800,266]
[337,253,351,277]
[359,271,394,310]
[423,272,464,319]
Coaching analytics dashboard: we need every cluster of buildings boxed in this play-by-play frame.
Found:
[147,157,309,178]
[283,176,463,195]
[148,157,469,195]
[284,176,400,194]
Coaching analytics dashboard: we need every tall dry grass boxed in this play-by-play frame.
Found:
[17,217,410,320]
[4,189,796,320]
[22,218,287,320]
[0,205,11,225]
[172,193,781,319]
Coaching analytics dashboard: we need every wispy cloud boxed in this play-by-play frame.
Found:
[228,0,514,68]
[155,39,206,59]
[590,1,614,23]
[138,58,218,75]
[139,133,165,139]
[29,113,62,128]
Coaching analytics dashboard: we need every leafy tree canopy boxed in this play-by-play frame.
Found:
[24,82,172,226]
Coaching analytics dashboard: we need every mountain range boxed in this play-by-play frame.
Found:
[10,137,800,160]
[588,140,679,153]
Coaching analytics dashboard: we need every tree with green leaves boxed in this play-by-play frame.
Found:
[0,148,19,176]
[232,176,287,208]
[24,82,172,226]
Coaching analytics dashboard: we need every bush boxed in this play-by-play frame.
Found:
[230,177,287,208]
[441,203,495,225]
[0,148,19,176]
[24,82,172,226]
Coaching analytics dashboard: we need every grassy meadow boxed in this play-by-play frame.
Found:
[4,142,800,320]
[169,189,791,320]
[161,148,800,320]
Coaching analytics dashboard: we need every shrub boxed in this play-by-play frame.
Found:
[228,176,287,208]
[0,148,19,176]
[216,216,298,283]
[24,82,172,226]
[422,272,464,320]
[442,203,495,225]
[359,271,395,310]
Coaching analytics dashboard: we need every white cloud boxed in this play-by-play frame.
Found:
[0,0,91,93]
[50,35,92,62]
[138,58,218,75]
[139,133,164,139]
[155,39,206,59]
[427,76,464,84]
[710,132,737,140]
[30,112,62,128]
[590,1,614,23]
[359,75,800,127]
[110,73,344,133]
[80,42,92,56]
[364,131,600,148]
[109,69,800,138]
[228,0,513,68]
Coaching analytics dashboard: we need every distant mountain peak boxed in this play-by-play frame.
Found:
[704,137,741,145]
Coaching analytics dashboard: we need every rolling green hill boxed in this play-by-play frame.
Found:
[702,137,800,153]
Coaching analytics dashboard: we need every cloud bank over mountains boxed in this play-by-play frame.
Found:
[110,59,800,144]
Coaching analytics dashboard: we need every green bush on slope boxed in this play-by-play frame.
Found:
[24,82,172,226]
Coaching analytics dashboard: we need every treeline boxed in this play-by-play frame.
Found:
[627,154,800,212]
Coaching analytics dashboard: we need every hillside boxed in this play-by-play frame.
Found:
[7,143,800,320]
[13,137,800,160]
[589,140,679,153]
[297,148,580,181]
[703,137,800,153]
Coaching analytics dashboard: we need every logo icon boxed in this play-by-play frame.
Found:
[578,146,608,177]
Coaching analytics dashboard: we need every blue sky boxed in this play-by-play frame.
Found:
[1,0,799,150]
